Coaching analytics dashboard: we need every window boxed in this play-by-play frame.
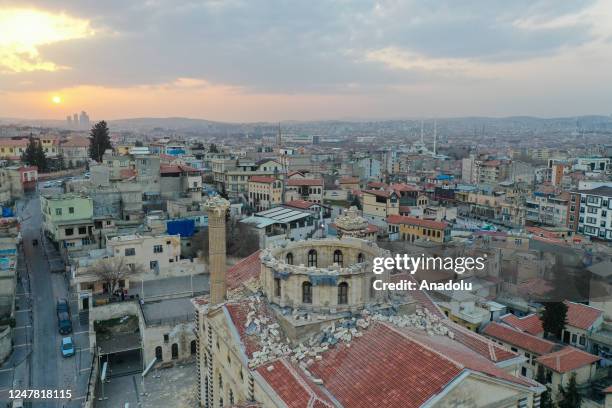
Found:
[68,207,75,214]
[286,252,293,265]
[150,260,159,271]
[164,334,169,343]
[191,340,197,355]
[338,282,348,305]
[357,253,365,263]
[125,248,136,256]
[78,226,87,235]
[274,278,281,297]
[155,346,163,361]
[333,250,343,267]
[55,208,62,216]
[571,334,577,344]
[302,281,312,304]
[229,389,234,405]
[579,335,586,346]
[153,244,163,253]
[307,249,317,267]
[65,228,74,236]
[171,343,178,359]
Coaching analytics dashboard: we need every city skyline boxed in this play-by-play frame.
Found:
[1,1,612,122]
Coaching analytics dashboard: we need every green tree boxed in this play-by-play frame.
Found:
[536,365,555,408]
[21,136,38,167]
[558,372,581,408]
[209,143,219,153]
[34,142,47,172]
[89,120,112,162]
[21,136,47,172]
[541,302,567,339]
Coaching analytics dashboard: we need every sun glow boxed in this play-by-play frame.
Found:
[0,8,93,73]
[52,95,62,104]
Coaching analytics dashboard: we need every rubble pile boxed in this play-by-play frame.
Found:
[243,295,454,368]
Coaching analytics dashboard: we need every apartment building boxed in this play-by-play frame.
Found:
[284,178,324,203]
[212,158,284,198]
[525,192,570,228]
[106,233,182,275]
[247,176,283,211]
[40,193,95,251]
[361,189,399,227]
[576,186,612,241]
[387,214,451,243]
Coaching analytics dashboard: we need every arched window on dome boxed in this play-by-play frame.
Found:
[333,250,343,267]
[357,253,365,263]
[307,249,317,267]
[286,252,294,265]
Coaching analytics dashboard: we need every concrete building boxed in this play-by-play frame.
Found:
[387,215,451,243]
[576,186,612,241]
[361,189,399,228]
[247,176,283,212]
[284,178,324,203]
[40,193,95,251]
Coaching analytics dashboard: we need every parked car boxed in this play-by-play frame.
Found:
[56,298,69,313]
[57,312,72,334]
[61,336,75,357]
[43,181,55,188]
[56,299,72,334]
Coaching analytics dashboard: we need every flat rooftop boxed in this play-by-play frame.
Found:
[142,297,194,325]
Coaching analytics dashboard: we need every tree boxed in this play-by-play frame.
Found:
[541,302,567,339]
[21,136,38,167]
[192,219,259,262]
[90,257,143,299]
[21,136,47,172]
[209,143,219,153]
[89,120,112,162]
[536,365,555,408]
[135,140,144,147]
[558,372,581,408]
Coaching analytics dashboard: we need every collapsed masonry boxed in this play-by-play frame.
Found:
[242,293,454,370]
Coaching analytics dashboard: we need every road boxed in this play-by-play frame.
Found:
[12,186,92,407]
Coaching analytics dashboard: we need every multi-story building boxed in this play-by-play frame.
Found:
[576,186,612,241]
[524,192,570,228]
[0,138,28,161]
[106,233,182,275]
[386,215,451,243]
[247,176,283,212]
[361,189,399,227]
[40,193,95,251]
[284,178,324,203]
[59,136,89,167]
[212,158,284,198]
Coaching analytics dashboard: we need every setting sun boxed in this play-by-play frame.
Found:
[52,95,62,104]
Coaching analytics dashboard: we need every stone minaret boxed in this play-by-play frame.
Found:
[204,196,230,304]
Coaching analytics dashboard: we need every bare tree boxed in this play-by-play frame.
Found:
[90,257,143,298]
[192,219,260,261]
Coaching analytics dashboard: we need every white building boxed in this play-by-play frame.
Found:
[577,186,612,241]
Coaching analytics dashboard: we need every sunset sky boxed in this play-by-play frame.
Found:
[1,1,612,122]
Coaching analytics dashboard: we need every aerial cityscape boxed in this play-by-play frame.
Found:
[1,1,612,408]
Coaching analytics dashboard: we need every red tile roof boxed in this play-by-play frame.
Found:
[284,200,317,209]
[482,322,556,355]
[160,164,181,174]
[339,177,359,184]
[0,138,28,147]
[386,215,448,230]
[249,176,277,183]
[500,314,544,336]
[61,137,89,147]
[391,183,420,192]
[226,250,261,290]
[444,320,518,363]
[367,181,387,189]
[362,189,393,198]
[256,359,334,408]
[286,178,323,186]
[564,301,602,330]
[119,168,136,179]
[308,322,462,408]
[225,299,275,358]
[536,346,600,373]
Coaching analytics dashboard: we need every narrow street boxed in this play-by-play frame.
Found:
[0,186,92,407]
